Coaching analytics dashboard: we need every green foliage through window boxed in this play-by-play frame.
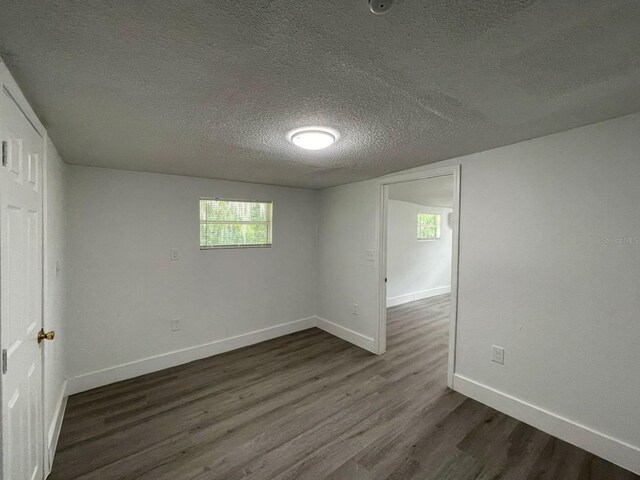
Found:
[200,199,272,248]
[417,213,440,240]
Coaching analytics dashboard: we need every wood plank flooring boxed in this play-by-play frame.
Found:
[50,295,638,479]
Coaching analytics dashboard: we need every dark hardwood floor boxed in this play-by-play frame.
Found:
[50,295,638,479]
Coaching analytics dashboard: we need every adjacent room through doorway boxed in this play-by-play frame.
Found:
[385,175,455,383]
[387,175,454,308]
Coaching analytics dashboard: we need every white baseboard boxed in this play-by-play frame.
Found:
[387,286,451,307]
[47,381,67,473]
[453,374,640,475]
[67,317,316,395]
[315,316,376,353]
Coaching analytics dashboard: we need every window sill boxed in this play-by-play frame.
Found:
[200,244,272,250]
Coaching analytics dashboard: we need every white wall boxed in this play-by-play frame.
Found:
[43,137,68,466]
[66,166,319,392]
[316,181,380,351]
[316,112,640,474]
[386,200,452,307]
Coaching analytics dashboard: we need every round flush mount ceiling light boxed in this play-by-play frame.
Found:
[288,127,338,150]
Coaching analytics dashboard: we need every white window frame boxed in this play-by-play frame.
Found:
[199,198,273,250]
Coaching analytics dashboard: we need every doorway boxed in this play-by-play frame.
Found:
[377,166,460,387]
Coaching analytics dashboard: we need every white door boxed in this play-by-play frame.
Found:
[0,87,45,480]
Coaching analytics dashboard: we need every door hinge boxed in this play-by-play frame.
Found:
[2,349,7,374]
[2,140,7,167]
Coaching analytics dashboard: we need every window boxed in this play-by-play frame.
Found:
[200,199,272,249]
[417,213,440,240]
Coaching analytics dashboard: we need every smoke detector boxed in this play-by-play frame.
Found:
[369,0,393,14]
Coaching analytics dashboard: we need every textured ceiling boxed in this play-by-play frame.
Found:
[1,0,639,188]
[389,175,454,208]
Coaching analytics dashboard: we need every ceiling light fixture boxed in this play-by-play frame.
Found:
[288,128,338,150]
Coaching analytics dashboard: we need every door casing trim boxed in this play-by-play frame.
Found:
[376,164,461,388]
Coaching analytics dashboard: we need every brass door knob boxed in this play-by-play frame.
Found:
[37,329,55,344]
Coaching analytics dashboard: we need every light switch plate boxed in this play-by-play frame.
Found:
[492,345,505,365]
[171,318,182,331]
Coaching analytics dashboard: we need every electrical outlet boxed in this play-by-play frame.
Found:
[171,318,182,332]
[170,249,180,261]
[352,303,359,315]
[492,345,505,365]
[364,249,375,262]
